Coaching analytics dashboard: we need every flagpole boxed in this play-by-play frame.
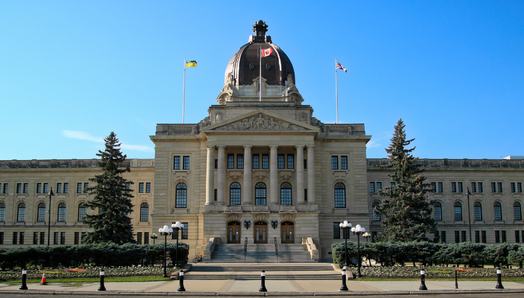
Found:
[335,58,339,124]
[259,47,262,102]
[183,57,186,124]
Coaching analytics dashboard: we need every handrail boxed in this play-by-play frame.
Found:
[244,237,248,262]
[274,237,279,262]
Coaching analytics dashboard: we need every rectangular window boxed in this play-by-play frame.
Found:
[431,182,436,192]
[57,183,62,194]
[174,156,181,170]
[137,232,142,245]
[502,230,507,243]
[331,156,338,170]
[491,182,496,193]
[451,182,457,193]
[64,183,68,194]
[482,231,487,243]
[40,232,45,245]
[252,154,260,169]
[125,182,131,193]
[23,183,28,194]
[341,156,348,170]
[0,183,2,193]
[182,223,189,239]
[139,182,144,193]
[84,183,89,193]
[0,232,4,244]
[18,232,24,244]
[376,182,382,191]
[458,182,463,193]
[471,182,476,193]
[278,154,285,169]
[495,231,500,243]
[518,182,522,193]
[60,232,66,244]
[54,232,59,245]
[13,232,18,244]
[74,232,79,245]
[498,182,503,193]
[333,222,341,239]
[77,183,82,193]
[516,231,521,243]
[44,183,48,194]
[144,232,149,244]
[441,231,446,243]
[511,182,516,193]
[369,182,375,193]
[438,182,443,192]
[461,231,467,242]
[478,182,483,193]
[228,154,235,169]
[2,183,7,194]
[17,183,22,194]
[146,182,151,193]
[33,232,38,245]
[262,154,269,169]
[237,154,244,169]
[37,183,42,193]
[454,231,460,243]
[475,231,480,243]
[287,154,294,169]
[183,156,190,170]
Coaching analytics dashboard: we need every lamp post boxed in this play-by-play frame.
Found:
[172,221,185,269]
[466,187,472,242]
[158,225,173,278]
[339,220,352,269]
[351,224,366,279]
[363,232,371,242]
[47,188,54,246]
[150,233,158,245]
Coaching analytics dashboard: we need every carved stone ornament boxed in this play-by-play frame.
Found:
[217,113,307,131]
[280,213,296,222]
[226,213,241,222]
[253,213,269,222]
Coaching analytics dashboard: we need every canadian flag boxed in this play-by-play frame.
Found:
[261,47,273,57]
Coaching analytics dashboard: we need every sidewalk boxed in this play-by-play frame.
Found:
[2,279,524,296]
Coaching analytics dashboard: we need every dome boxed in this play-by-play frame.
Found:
[224,20,295,87]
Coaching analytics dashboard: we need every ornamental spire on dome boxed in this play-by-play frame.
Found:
[251,20,270,43]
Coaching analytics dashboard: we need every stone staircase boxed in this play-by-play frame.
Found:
[210,243,313,263]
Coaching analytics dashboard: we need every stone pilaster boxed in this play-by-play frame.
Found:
[269,145,279,205]
[205,145,215,205]
[217,145,226,205]
[307,145,315,204]
[243,145,252,205]
[296,145,304,205]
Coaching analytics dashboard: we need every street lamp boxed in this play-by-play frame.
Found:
[351,224,366,279]
[363,232,371,242]
[171,221,185,269]
[158,225,173,278]
[466,187,472,242]
[339,220,352,269]
[47,188,54,246]
[150,233,158,245]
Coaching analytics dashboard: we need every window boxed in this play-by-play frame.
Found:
[372,202,380,221]
[37,183,42,193]
[455,231,460,243]
[13,232,18,244]
[37,203,46,222]
[229,182,241,205]
[137,232,142,244]
[341,156,348,170]
[491,182,496,193]
[237,154,244,169]
[482,231,487,243]
[475,231,480,243]
[492,182,503,193]
[19,232,25,245]
[434,202,442,221]
[175,183,187,208]
[0,232,3,244]
[431,182,436,192]
[498,182,503,193]
[77,183,82,193]
[502,230,507,243]
[57,183,62,193]
[331,156,338,170]
[78,203,86,222]
[458,182,463,193]
[369,182,375,193]
[376,182,382,190]
[438,182,443,193]
[495,231,500,243]
[333,222,341,239]
[478,182,483,193]
[518,183,523,193]
[174,156,181,170]
[511,182,523,193]
[471,182,476,193]
[54,232,59,245]
[57,203,66,222]
[139,182,144,193]
[0,203,5,222]
[64,183,68,194]
[511,182,515,193]
[451,182,457,193]
[60,232,66,244]
[255,182,267,205]
[74,232,80,245]
[253,154,260,169]
[287,154,294,169]
[40,232,45,245]
[514,202,522,221]
[17,183,22,194]
[183,156,190,170]
[228,154,235,169]
[334,182,346,208]
[280,182,292,205]
[84,183,89,193]
[182,222,189,239]
[139,202,149,222]
[494,202,502,221]
[461,231,467,242]
[454,202,462,221]
[278,154,285,169]
[2,183,8,193]
[474,202,483,221]
[44,183,49,194]
[262,154,269,169]
[23,183,28,194]
[17,203,26,222]
[144,232,149,244]
[146,182,151,193]
[33,232,38,245]
[516,231,521,243]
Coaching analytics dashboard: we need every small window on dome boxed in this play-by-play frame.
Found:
[249,64,255,70]
[266,64,271,70]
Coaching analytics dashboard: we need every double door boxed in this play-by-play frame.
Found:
[254,221,267,243]
[281,221,294,243]
[227,221,241,243]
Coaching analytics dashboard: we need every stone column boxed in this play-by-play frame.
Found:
[217,145,226,205]
[296,145,305,205]
[269,145,279,205]
[205,145,215,205]
[307,145,315,204]
[243,145,252,205]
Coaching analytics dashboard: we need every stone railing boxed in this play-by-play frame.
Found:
[0,158,154,169]
[155,124,199,136]
[367,158,523,169]
[324,124,366,136]
[203,237,220,261]
[303,237,319,261]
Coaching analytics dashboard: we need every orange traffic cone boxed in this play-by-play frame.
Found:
[40,271,47,285]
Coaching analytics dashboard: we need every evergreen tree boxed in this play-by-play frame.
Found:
[82,132,135,244]
[375,119,437,242]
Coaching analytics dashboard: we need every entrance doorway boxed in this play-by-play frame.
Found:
[254,221,268,243]
[281,221,294,243]
[227,221,241,243]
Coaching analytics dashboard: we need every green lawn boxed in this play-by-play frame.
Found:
[3,275,172,284]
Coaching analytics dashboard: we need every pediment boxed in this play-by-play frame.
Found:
[204,109,318,133]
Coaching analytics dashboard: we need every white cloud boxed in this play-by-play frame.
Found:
[62,130,153,153]
[366,139,381,149]
[121,144,154,153]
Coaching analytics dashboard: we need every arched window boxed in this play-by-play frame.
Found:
[280,182,292,205]
[175,183,187,208]
[334,182,346,208]
[17,203,26,222]
[78,203,86,222]
[57,203,66,222]
[514,202,522,221]
[37,203,46,222]
[255,182,267,205]
[140,202,149,222]
[372,202,381,221]
[230,182,241,206]
[454,202,462,221]
[0,202,5,222]
[474,202,483,221]
[434,202,442,221]
[494,202,503,221]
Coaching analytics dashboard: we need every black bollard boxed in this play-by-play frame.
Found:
[259,270,267,292]
[419,269,427,290]
[19,268,28,290]
[177,270,186,292]
[98,268,106,291]
[340,269,348,291]
[495,267,504,289]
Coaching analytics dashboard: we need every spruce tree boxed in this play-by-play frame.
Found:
[82,132,135,244]
[375,119,437,242]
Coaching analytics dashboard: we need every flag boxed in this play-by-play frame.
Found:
[261,47,273,57]
[185,60,197,68]
[336,61,347,72]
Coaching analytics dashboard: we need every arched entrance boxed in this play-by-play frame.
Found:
[281,221,294,243]
[227,221,241,243]
[254,221,268,243]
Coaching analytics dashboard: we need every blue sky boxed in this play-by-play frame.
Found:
[1,1,523,160]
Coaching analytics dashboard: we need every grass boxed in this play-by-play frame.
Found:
[3,275,171,284]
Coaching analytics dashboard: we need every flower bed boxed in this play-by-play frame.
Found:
[353,266,524,279]
[0,266,164,281]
